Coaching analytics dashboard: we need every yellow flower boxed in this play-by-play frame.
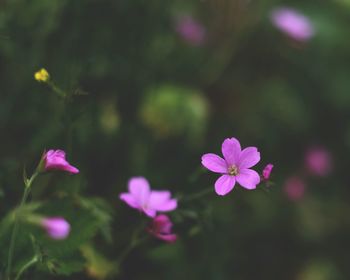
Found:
[34,68,50,82]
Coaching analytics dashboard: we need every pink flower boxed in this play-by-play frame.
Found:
[41,217,71,240]
[284,176,305,201]
[305,146,332,177]
[201,137,261,196]
[262,163,274,180]
[147,215,177,243]
[175,15,206,46]
[119,177,177,218]
[44,150,79,174]
[270,7,314,41]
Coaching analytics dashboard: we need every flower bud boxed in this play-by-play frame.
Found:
[44,149,79,174]
[41,217,70,240]
[147,215,177,243]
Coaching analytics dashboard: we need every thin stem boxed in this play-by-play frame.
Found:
[181,186,213,202]
[188,167,205,184]
[14,256,38,280]
[116,222,147,267]
[48,81,66,98]
[5,173,37,280]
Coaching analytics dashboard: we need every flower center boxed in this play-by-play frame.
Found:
[228,165,238,176]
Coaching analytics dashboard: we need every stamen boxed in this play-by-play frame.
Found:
[228,165,238,176]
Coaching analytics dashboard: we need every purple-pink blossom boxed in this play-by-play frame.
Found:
[270,7,314,41]
[44,150,79,174]
[147,214,177,243]
[284,176,305,201]
[201,137,261,196]
[305,146,332,177]
[175,15,206,46]
[119,177,177,218]
[41,217,70,240]
[262,164,274,180]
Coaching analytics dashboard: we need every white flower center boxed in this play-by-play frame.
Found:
[228,165,238,176]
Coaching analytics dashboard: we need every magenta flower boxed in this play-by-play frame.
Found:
[41,217,70,240]
[147,214,177,243]
[119,177,177,218]
[44,150,79,174]
[262,163,274,180]
[175,15,206,46]
[270,7,314,42]
[305,146,332,177]
[284,176,305,201]
[201,137,261,196]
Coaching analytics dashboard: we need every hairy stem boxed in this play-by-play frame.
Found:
[14,255,38,280]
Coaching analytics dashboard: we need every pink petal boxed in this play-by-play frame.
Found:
[156,199,177,212]
[201,153,227,173]
[221,138,241,165]
[148,191,169,208]
[149,191,177,212]
[128,177,150,205]
[156,233,177,243]
[270,8,314,41]
[119,193,140,209]
[62,165,79,174]
[238,147,260,169]
[236,169,260,190]
[54,150,66,157]
[214,175,236,196]
[143,208,157,218]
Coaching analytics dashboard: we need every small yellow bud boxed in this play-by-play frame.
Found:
[34,68,50,82]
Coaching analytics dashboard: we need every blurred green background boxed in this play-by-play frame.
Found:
[0,0,350,279]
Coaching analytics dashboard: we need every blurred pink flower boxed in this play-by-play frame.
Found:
[262,163,274,180]
[44,149,79,174]
[175,15,206,46]
[201,137,261,196]
[284,176,305,201]
[305,146,332,176]
[41,217,70,240]
[148,214,177,243]
[119,177,177,218]
[270,7,314,41]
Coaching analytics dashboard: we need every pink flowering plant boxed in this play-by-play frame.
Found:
[1,132,274,279]
[119,177,177,217]
[201,137,261,195]
[2,0,350,278]
[0,59,283,280]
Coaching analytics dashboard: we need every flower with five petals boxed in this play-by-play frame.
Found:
[201,137,261,196]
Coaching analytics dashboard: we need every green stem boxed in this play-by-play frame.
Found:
[5,173,37,280]
[116,222,147,267]
[181,186,213,202]
[14,256,38,280]
[188,167,205,184]
[48,81,66,98]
